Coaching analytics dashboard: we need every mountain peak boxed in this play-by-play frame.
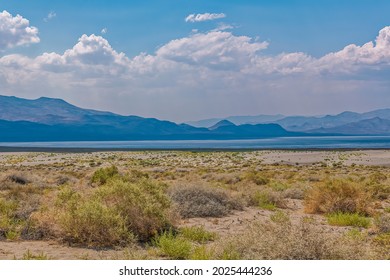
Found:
[209,119,236,130]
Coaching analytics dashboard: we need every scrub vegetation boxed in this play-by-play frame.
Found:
[0,150,389,259]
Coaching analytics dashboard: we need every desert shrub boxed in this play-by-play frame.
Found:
[304,179,373,215]
[153,231,192,260]
[250,190,286,211]
[169,185,242,218]
[90,165,119,186]
[180,226,216,243]
[57,175,173,246]
[374,214,390,233]
[327,213,371,228]
[60,199,133,247]
[365,184,390,200]
[97,177,172,241]
[0,198,19,240]
[244,171,270,185]
[283,187,305,200]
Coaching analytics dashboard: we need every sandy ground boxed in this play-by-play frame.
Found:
[0,150,389,259]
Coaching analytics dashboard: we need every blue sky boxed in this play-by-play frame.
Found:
[1,1,390,121]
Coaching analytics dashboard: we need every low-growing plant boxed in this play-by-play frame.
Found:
[327,212,371,228]
[90,165,119,186]
[270,210,290,224]
[180,226,216,243]
[19,250,49,260]
[244,171,270,186]
[190,245,214,260]
[153,231,192,260]
[251,190,285,211]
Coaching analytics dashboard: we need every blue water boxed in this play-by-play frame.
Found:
[1,136,390,149]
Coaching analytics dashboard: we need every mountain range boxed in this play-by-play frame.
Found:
[0,95,389,142]
[187,109,390,135]
[0,95,301,142]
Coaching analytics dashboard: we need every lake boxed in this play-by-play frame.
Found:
[1,136,390,150]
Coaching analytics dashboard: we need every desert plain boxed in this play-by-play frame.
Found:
[0,150,390,260]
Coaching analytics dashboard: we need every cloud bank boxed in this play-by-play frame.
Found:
[1,10,389,121]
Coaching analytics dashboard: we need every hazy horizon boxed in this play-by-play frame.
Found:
[1,1,390,122]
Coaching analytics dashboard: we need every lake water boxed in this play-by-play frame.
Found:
[1,136,390,150]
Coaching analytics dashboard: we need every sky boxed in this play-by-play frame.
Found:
[1,0,390,122]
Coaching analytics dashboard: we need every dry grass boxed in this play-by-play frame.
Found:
[304,179,374,216]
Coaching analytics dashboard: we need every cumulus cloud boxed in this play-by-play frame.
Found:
[101,27,108,34]
[44,11,56,22]
[185,13,226,23]
[0,10,40,50]
[156,31,268,70]
[1,26,390,120]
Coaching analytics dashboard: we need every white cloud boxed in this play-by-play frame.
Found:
[156,31,269,70]
[185,13,226,23]
[44,11,56,22]
[1,27,390,121]
[0,10,40,50]
[101,28,108,34]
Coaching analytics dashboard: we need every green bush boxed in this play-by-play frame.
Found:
[58,175,173,246]
[327,212,371,228]
[153,231,192,260]
[90,165,119,186]
[97,177,172,241]
[60,199,133,247]
[180,226,216,243]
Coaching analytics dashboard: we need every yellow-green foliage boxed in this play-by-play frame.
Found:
[180,226,216,243]
[97,177,172,241]
[60,199,132,247]
[327,212,371,228]
[153,231,192,260]
[304,179,373,215]
[90,165,119,186]
[57,174,172,246]
[244,170,270,185]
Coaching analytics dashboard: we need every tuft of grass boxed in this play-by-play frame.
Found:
[304,179,373,216]
[19,250,49,260]
[270,210,290,224]
[180,226,216,243]
[251,190,285,211]
[153,231,192,260]
[90,165,119,186]
[190,245,214,260]
[327,212,371,228]
[170,185,242,218]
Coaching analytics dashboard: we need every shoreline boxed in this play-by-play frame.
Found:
[1,146,390,153]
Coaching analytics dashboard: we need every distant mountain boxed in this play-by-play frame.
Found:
[0,95,299,141]
[185,114,285,127]
[187,109,390,135]
[209,120,235,130]
[309,117,390,135]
